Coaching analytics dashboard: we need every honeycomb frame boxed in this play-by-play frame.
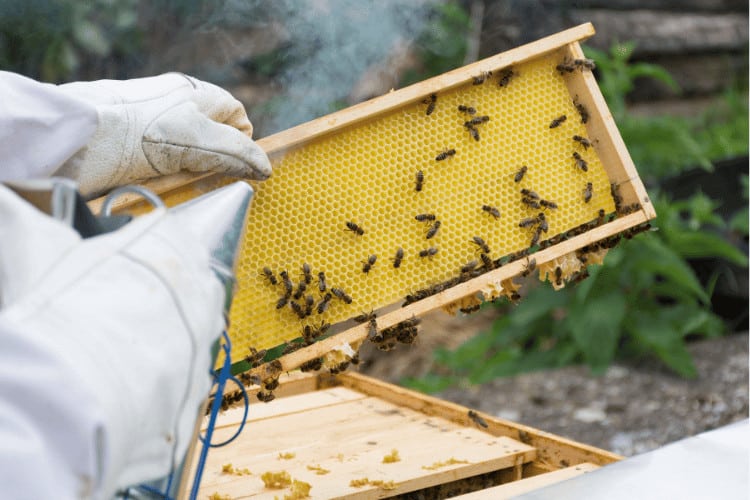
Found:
[92,24,655,376]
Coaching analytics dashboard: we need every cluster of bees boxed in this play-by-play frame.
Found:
[233,55,650,405]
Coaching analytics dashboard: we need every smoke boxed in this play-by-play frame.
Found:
[202,0,440,134]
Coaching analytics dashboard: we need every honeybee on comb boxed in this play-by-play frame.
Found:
[415,170,424,192]
[260,267,277,285]
[423,93,437,115]
[497,67,515,87]
[472,70,492,85]
[331,287,353,304]
[393,247,404,268]
[301,263,312,284]
[549,115,567,128]
[425,220,441,239]
[482,205,500,219]
[471,236,491,254]
[362,254,377,273]
[514,165,528,183]
[572,152,588,172]
[345,221,365,235]
[573,135,592,149]
[574,97,589,123]
[419,247,438,258]
[415,213,436,222]
[583,182,593,203]
[465,123,480,141]
[457,104,476,115]
[435,149,456,161]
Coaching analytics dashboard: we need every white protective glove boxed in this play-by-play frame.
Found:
[0,184,224,498]
[54,73,271,197]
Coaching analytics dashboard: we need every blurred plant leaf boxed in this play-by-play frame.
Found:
[566,291,626,374]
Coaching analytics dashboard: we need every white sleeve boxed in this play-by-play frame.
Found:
[0,317,106,500]
[0,71,97,181]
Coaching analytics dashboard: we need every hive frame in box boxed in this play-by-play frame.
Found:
[189,371,622,498]
[91,23,654,381]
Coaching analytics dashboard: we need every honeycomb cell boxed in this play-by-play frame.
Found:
[158,52,617,362]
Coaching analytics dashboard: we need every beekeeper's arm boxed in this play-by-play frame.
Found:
[0,70,271,195]
[0,71,270,498]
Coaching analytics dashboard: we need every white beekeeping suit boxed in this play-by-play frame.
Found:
[0,71,271,499]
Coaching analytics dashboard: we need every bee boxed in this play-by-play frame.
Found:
[597,208,606,226]
[293,280,307,300]
[415,170,424,192]
[460,260,479,274]
[317,293,333,314]
[520,188,539,200]
[549,115,567,128]
[300,357,323,372]
[573,135,592,149]
[514,165,528,183]
[574,97,589,123]
[498,67,515,87]
[301,263,312,284]
[583,182,593,203]
[554,266,563,286]
[261,267,278,285]
[345,221,365,235]
[304,294,315,316]
[480,252,494,270]
[519,215,539,228]
[556,58,577,74]
[468,410,489,428]
[435,149,456,161]
[331,287,353,304]
[460,304,481,314]
[458,104,476,115]
[415,213,436,222]
[465,124,480,141]
[257,391,275,403]
[472,70,492,85]
[521,197,541,209]
[572,152,588,172]
[482,205,501,219]
[418,247,438,258]
[538,214,549,233]
[610,182,623,212]
[318,271,327,292]
[521,258,537,277]
[530,226,542,247]
[540,199,558,209]
[280,270,293,296]
[471,236,491,254]
[423,93,437,115]
[393,247,404,268]
[574,58,596,70]
[245,347,267,368]
[468,115,490,125]
[425,220,441,239]
[571,268,590,284]
[276,294,290,309]
[289,300,305,318]
[353,310,376,323]
[362,254,377,273]
[367,318,382,342]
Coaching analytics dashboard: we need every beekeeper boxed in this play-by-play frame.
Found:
[0,71,271,498]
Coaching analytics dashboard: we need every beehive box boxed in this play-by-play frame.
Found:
[183,372,620,499]
[92,23,654,378]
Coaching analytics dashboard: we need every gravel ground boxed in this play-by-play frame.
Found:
[360,312,748,457]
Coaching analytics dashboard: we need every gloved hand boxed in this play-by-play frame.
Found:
[0,184,224,497]
[54,73,271,197]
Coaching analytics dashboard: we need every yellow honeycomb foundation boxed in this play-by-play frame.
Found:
[224,52,614,355]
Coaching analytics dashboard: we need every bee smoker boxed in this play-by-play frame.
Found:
[6,178,254,499]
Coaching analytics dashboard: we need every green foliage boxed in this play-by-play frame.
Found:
[0,0,142,82]
[400,1,469,86]
[404,42,748,393]
[586,42,749,181]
